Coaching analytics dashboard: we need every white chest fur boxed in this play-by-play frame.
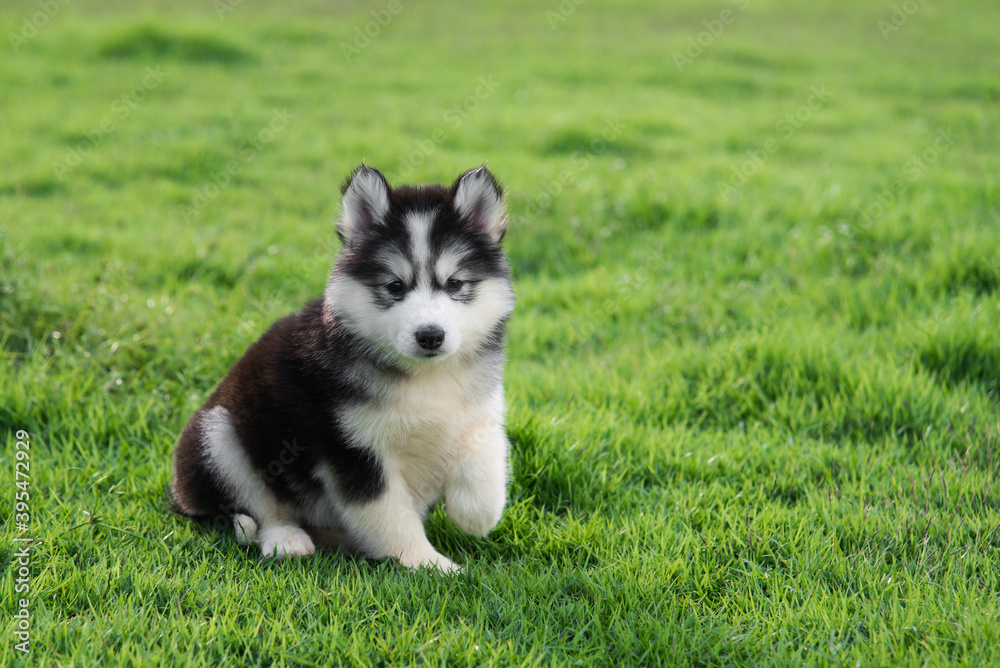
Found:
[344,359,503,508]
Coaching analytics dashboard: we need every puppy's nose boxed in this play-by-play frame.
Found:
[415,325,445,351]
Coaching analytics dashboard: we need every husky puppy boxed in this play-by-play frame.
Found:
[171,165,515,573]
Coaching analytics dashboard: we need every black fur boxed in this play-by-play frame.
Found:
[172,298,389,521]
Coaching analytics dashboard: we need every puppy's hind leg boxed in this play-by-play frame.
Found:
[201,406,315,561]
[226,499,316,559]
[233,513,258,546]
[257,522,316,560]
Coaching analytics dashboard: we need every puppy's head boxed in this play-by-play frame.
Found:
[327,164,514,365]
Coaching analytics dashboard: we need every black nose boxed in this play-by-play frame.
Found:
[415,325,445,351]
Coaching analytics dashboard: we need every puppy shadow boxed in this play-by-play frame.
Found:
[423,505,527,565]
[169,493,523,572]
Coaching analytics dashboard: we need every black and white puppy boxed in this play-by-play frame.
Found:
[171,165,515,573]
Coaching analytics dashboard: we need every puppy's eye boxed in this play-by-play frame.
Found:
[385,280,405,297]
[445,278,465,294]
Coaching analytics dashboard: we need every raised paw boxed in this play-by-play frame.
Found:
[446,485,504,537]
[258,524,316,560]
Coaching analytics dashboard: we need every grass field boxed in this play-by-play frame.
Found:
[2,0,1000,664]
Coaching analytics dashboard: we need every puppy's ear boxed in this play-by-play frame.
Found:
[452,166,506,242]
[337,164,390,245]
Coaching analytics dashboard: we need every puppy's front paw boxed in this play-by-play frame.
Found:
[446,485,504,537]
[259,524,316,560]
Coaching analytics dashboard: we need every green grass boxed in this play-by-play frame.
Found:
[2,0,999,664]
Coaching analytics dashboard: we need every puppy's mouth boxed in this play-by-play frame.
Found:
[406,347,454,362]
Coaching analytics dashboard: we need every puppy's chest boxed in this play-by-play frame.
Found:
[346,366,487,460]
